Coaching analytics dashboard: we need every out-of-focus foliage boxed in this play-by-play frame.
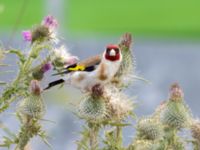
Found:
[66,0,200,37]
[0,0,44,30]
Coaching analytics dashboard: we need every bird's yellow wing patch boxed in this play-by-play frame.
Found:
[68,65,85,71]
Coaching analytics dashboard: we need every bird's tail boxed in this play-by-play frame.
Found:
[43,79,65,90]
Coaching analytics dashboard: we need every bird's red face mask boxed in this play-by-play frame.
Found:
[105,45,120,61]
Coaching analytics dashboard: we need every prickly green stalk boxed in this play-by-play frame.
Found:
[103,125,125,150]
[15,80,46,150]
[88,122,100,150]
[15,118,42,150]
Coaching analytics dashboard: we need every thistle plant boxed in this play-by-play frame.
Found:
[0,15,200,150]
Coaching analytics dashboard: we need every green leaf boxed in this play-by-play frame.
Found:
[7,49,26,64]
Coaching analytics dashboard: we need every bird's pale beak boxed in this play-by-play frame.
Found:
[109,49,116,56]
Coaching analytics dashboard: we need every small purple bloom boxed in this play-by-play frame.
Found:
[22,31,32,42]
[42,15,58,30]
[41,62,52,73]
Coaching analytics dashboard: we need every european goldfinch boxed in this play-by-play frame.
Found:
[45,44,122,92]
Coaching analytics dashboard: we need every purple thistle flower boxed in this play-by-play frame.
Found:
[22,31,32,42]
[42,15,58,31]
[41,62,52,73]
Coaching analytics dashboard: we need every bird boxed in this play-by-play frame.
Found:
[44,44,122,92]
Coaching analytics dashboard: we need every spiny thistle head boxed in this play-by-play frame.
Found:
[136,117,163,140]
[160,83,190,129]
[191,120,200,143]
[169,83,184,102]
[104,85,133,121]
[51,45,79,68]
[78,94,107,121]
[18,80,45,120]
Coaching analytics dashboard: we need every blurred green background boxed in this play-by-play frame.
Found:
[0,0,200,37]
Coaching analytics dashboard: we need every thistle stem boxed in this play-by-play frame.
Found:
[116,126,123,148]
[89,122,99,150]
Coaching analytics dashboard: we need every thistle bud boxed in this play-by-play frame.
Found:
[136,117,163,140]
[32,62,51,80]
[160,83,190,129]
[31,25,50,43]
[18,80,45,120]
[30,80,41,95]
[119,33,132,49]
[169,83,184,101]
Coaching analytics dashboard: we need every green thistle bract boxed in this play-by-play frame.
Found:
[137,117,163,140]
[78,95,107,121]
[18,95,45,120]
[160,101,190,129]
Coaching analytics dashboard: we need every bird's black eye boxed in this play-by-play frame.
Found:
[115,48,119,53]
[106,48,110,52]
